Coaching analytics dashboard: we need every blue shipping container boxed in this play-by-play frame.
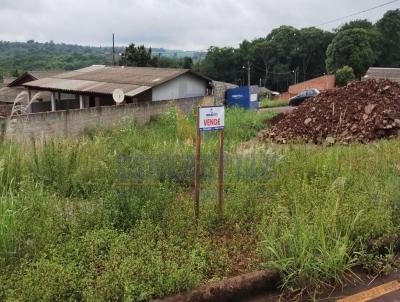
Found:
[226,86,259,110]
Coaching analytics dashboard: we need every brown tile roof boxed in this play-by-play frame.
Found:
[8,70,63,87]
[23,65,210,97]
[28,70,64,79]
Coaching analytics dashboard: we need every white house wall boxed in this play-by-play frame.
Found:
[152,73,206,101]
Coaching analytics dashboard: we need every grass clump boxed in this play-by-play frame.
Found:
[259,98,289,108]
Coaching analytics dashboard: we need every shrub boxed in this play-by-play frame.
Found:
[335,65,356,87]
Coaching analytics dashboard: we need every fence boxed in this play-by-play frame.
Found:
[2,97,211,143]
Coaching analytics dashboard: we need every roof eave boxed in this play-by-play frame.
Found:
[7,72,36,87]
[149,69,211,89]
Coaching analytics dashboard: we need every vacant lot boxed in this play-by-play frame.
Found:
[0,108,399,301]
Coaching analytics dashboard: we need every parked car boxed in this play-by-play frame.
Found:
[289,88,320,106]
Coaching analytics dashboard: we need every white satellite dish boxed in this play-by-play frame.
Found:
[113,89,125,104]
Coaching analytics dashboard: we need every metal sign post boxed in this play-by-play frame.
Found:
[195,106,225,221]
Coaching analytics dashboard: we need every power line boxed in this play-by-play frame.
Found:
[251,63,294,76]
[314,0,399,27]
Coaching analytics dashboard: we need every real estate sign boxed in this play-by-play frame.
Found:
[199,106,225,131]
[195,105,225,222]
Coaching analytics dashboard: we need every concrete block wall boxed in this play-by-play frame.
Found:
[4,97,203,143]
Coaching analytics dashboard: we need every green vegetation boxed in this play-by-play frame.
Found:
[335,66,356,87]
[200,9,400,90]
[0,41,203,78]
[0,41,120,77]
[0,109,399,301]
[326,28,376,78]
[259,99,289,108]
[262,142,400,296]
[376,9,400,67]
[121,44,195,69]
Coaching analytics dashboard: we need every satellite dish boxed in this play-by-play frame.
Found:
[113,89,125,104]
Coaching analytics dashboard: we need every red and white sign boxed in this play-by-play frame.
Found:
[199,106,225,131]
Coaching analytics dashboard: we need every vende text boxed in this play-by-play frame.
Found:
[204,118,221,126]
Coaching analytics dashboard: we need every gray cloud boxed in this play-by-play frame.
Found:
[0,0,398,49]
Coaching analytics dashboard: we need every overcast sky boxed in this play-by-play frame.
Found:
[0,0,398,50]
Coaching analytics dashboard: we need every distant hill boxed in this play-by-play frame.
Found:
[152,48,204,61]
[0,41,204,78]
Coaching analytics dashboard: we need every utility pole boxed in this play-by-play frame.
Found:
[247,61,251,89]
[112,33,115,66]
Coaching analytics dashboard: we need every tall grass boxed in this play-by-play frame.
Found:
[260,142,400,296]
[0,193,17,266]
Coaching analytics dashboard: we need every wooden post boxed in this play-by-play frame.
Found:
[194,107,201,221]
[217,129,224,220]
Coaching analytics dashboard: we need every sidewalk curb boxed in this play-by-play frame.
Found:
[153,269,281,302]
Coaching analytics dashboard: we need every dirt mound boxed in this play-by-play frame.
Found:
[259,80,400,144]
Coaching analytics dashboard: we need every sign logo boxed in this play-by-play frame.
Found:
[231,94,244,100]
[199,106,225,131]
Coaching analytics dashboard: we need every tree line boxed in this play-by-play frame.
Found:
[120,44,195,69]
[199,9,400,91]
[0,41,123,77]
[0,41,200,79]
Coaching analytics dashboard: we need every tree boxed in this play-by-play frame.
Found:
[326,28,375,78]
[376,9,400,67]
[335,65,355,87]
[266,25,299,68]
[250,26,299,90]
[200,47,241,84]
[124,44,154,67]
[336,19,374,32]
[182,56,193,69]
[158,56,180,68]
[296,27,334,82]
[251,38,275,84]
[336,19,381,63]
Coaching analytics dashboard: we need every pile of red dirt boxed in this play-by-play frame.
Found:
[259,80,400,144]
